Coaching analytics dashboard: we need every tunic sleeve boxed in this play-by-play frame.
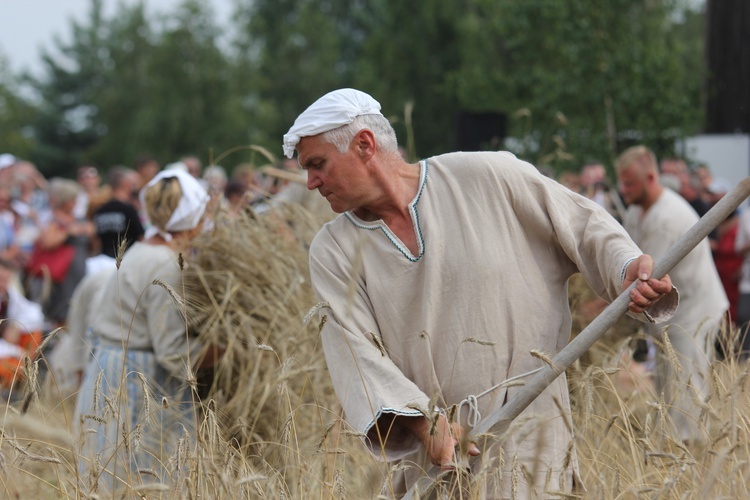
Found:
[488,154,677,322]
[8,288,45,333]
[309,230,432,461]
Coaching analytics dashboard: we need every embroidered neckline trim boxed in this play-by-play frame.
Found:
[344,159,428,262]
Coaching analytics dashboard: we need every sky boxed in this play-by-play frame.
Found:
[0,0,235,77]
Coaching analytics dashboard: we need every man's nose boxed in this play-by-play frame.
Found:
[307,172,321,190]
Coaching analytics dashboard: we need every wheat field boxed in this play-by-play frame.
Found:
[1,203,748,499]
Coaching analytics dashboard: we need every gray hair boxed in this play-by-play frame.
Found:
[203,165,227,183]
[108,166,135,189]
[321,114,399,155]
[48,178,80,208]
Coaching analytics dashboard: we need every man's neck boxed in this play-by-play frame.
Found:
[111,189,131,203]
[356,159,420,222]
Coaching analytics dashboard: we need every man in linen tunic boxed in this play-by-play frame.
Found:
[617,146,727,443]
[285,89,677,498]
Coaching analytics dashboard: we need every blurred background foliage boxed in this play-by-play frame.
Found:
[0,0,706,178]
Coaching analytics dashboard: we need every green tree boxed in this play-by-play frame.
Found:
[91,0,246,167]
[352,0,468,159]
[0,54,36,159]
[452,0,704,173]
[233,0,363,155]
[240,0,702,168]
[30,0,110,177]
[237,0,477,159]
[30,0,248,175]
[23,0,704,177]
[83,1,158,168]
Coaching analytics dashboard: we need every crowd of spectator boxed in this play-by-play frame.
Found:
[0,151,308,396]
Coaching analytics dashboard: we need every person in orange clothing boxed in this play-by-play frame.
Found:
[0,258,45,388]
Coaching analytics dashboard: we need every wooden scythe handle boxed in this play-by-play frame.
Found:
[472,176,750,438]
[403,178,750,500]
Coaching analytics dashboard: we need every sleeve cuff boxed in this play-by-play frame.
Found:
[633,285,680,324]
[620,256,638,284]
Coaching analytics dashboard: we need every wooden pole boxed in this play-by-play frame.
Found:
[472,176,750,438]
[404,177,750,499]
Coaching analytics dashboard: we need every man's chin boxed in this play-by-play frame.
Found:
[327,200,346,213]
[324,196,348,213]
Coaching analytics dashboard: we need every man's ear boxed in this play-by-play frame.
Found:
[353,129,377,161]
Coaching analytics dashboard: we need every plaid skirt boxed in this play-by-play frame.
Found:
[74,344,196,493]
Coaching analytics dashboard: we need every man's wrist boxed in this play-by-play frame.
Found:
[400,414,430,441]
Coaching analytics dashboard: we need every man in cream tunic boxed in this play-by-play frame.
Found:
[616,145,727,443]
[285,89,677,498]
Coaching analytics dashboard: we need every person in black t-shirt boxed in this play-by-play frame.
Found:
[92,167,145,258]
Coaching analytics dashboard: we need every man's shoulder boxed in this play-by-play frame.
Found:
[430,150,525,168]
[308,215,360,275]
[657,189,700,221]
[310,215,350,250]
[428,151,539,184]
[94,198,133,214]
[639,189,698,236]
[623,205,643,225]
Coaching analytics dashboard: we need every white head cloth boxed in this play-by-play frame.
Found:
[140,169,209,241]
[164,161,188,173]
[0,153,16,170]
[282,88,383,158]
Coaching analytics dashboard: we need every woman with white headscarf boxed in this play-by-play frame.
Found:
[74,169,220,493]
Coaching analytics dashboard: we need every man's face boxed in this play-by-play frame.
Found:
[296,135,368,214]
[678,172,695,197]
[661,159,686,176]
[185,159,202,178]
[139,161,160,185]
[581,164,605,187]
[618,164,648,206]
[0,266,11,298]
[77,167,100,191]
[0,188,10,212]
[696,167,712,189]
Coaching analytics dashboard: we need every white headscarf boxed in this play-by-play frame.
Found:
[0,153,16,170]
[140,169,209,241]
[282,88,383,158]
[163,161,189,173]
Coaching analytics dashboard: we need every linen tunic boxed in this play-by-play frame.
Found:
[310,151,674,496]
[75,242,202,491]
[48,266,114,399]
[622,188,727,440]
[90,242,203,374]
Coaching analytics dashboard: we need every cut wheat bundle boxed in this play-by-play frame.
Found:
[182,202,338,457]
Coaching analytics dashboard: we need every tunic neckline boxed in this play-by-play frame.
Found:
[344,159,428,262]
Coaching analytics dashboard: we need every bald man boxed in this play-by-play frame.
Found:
[616,145,727,443]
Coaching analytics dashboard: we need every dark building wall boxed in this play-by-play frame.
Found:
[454,111,507,152]
[705,0,750,134]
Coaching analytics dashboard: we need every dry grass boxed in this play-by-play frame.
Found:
[1,205,749,498]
